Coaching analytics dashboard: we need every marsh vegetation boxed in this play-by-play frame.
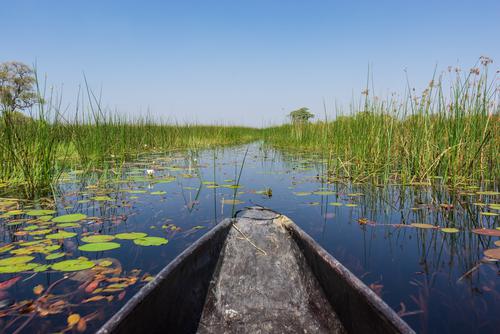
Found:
[0,59,498,333]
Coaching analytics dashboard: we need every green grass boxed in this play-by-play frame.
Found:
[1,61,498,198]
[262,63,499,185]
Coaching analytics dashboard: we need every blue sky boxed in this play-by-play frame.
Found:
[2,1,499,126]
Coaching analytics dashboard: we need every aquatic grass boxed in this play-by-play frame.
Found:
[262,60,499,185]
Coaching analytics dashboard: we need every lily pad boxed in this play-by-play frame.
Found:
[29,229,53,236]
[150,191,166,195]
[25,209,57,216]
[46,231,77,239]
[484,248,500,260]
[0,256,34,266]
[133,237,168,246]
[52,259,95,272]
[472,228,500,237]
[91,196,113,201]
[81,235,115,243]
[293,192,312,196]
[441,228,460,233]
[78,242,121,252]
[222,199,244,205]
[46,252,65,260]
[57,222,80,228]
[115,232,148,240]
[329,202,343,206]
[313,191,335,196]
[52,214,87,223]
[0,262,39,274]
[411,223,436,229]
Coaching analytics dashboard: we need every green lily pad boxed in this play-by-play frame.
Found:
[25,209,57,216]
[52,259,95,272]
[0,244,15,253]
[293,192,312,196]
[33,264,50,272]
[51,214,87,223]
[411,223,436,229]
[23,225,39,231]
[91,196,113,201]
[441,228,460,233]
[222,199,244,205]
[133,237,168,246]
[78,242,121,252]
[313,191,335,196]
[0,255,35,266]
[150,191,167,195]
[81,235,115,243]
[29,229,53,236]
[45,252,65,260]
[57,222,80,228]
[46,231,77,239]
[0,262,39,274]
[115,232,148,240]
[329,202,343,206]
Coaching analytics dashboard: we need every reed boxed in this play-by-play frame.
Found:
[1,60,498,198]
[262,59,499,185]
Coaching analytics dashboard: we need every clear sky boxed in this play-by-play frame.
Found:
[2,1,499,126]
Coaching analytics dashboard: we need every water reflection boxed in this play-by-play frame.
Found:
[0,143,498,333]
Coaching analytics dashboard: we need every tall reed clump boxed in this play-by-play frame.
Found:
[262,58,499,185]
[0,65,66,198]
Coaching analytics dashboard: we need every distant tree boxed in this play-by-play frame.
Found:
[289,107,314,124]
[0,61,39,112]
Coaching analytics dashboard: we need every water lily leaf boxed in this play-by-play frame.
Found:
[441,228,460,233]
[0,262,39,273]
[411,223,436,229]
[46,252,65,260]
[313,191,335,196]
[329,202,343,206]
[472,228,500,237]
[222,199,244,205]
[494,240,500,247]
[133,237,168,246]
[150,191,166,195]
[29,229,52,236]
[52,214,87,223]
[57,223,80,228]
[293,192,312,196]
[345,203,358,207]
[115,232,148,240]
[23,225,39,231]
[25,209,57,216]
[44,245,61,252]
[38,215,53,222]
[484,248,500,260]
[81,235,115,243]
[78,242,121,252]
[0,244,15,253]
[52,259,95,272]
[47,231,77,239]
[0,256,34,266]
[33,264,50,272]
[92,196,113,201]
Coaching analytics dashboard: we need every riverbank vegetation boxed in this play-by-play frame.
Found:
[1,59,498,198]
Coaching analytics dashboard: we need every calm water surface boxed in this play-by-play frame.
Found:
[0,144,498,333]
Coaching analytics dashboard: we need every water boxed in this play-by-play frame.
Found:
[0,144,498,333]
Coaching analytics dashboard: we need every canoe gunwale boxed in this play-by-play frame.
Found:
[283,216,415,334]
[96,218,234,334]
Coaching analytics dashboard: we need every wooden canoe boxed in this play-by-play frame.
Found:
[97,206,414,334]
